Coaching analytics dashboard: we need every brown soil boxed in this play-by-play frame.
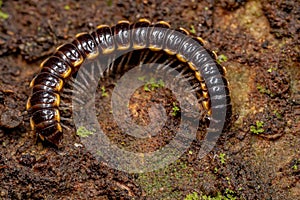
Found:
[0,0,299,199]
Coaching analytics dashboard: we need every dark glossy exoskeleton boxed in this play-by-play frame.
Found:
[27,19,231,146]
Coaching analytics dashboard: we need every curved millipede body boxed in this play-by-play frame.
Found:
[26,19,231,146]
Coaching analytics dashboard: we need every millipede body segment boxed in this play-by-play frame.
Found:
[26,19,232,146]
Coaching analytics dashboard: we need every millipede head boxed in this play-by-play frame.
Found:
[38,122,63,147]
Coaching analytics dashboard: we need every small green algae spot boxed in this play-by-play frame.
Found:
[143,84,151,92]
[292,164,298,170]
[291,159,299,170]
[137,76,146,82]
[106,0,113,6]
[219,153,226,164]
[267,67,278,73]
[184,192,199,200]
[201,189,237,200]
[0,10,8,19]
[76,126,94,138]
[190,25,196,34]
[217,54,228,64]
[0,0,9,19]
[171,102,180,116]
[64,5,70,10]
[147,77,164,91]
[138,76,165,92]
[214,167,218,173]
[256,84,274,97]
[137,159,199,199]
[157,79,165,87]
[273,110,282,119]
[101,86,108,97]
[250,120,264,134]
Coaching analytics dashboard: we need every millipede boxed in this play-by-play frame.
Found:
[26,19,232,147]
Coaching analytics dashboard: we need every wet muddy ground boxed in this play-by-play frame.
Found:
[0,0,299,199]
